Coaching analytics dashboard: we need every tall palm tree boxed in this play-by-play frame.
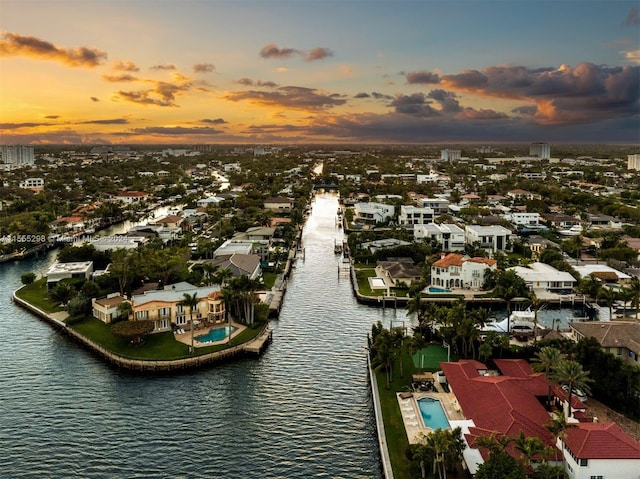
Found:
[628,277,640,320]
[202,262,219,286]
[597,287,618,321]
[371,329,394,389]
[528,290,542,343]
[513,431,546,471]
[553,359,593,418]
[178,292,199,355]
[531,346,565,407]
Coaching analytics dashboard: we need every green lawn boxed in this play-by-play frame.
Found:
[15,278,63,313]
[262,272,277,289]
[412,344,450,370]
[71,317,266,360]
[374,345,418,479]
[354,268,384,296]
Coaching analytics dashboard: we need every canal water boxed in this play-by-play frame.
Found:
[1,193,410,479]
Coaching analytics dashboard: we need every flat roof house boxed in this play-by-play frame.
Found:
[46,261,93,288]
[509,262,577,292]
[464,225,512,253]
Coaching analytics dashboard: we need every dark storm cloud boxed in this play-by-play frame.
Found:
[440,62,640,124]
[125,126,222,136]
[406,70,440,84]
[426,89,461,113]
[224,86,347,110]
[0,32,107,67]
[512,105,538,115]
[389,93,439,117]
[193,63,215,73]
[354,92,370,98]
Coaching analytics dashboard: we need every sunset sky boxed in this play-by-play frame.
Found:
[1,0,639,145]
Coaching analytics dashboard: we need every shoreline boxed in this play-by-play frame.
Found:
[12,290,272,373]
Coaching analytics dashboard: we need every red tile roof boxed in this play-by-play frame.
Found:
[432,253,465,268]
[564,423,640,459]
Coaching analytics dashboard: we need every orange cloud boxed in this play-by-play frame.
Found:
[112,60,139,71]
[0,32,107,67]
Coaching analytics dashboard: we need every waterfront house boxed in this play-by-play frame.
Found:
[441,359,640,478]
[92,293,128,324]
[353,202,395,225]
[430,253,497,289]
[509,262,577,293]
[131,282,225,332]
[569,321,640,366]
[46,261,93,288]
[375,259,422,288]
[113,190,149,204]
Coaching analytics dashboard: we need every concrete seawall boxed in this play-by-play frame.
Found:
[13,291,272,372]
[368,355,394,479]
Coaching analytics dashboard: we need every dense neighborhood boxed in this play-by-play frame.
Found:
[3,142,640,478]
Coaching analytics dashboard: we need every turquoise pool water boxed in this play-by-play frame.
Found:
[417,397,450,430]
[427,286,451,294]
[195,326,237,343]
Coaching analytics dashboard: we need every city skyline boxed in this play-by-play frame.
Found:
[1,0,639,145]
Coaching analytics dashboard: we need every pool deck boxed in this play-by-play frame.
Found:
[174,321,246,348]
[397,382,466,444]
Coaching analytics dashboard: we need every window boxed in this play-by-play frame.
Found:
[617,347,622,355]
[176,316,186,325]
[135,310,148,320]
[589,476,603,479]
[579,458,588,466]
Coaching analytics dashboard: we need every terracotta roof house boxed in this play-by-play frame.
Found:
[440,359,640,478]
[561,422,640,479]
[569,321,640,365]
[430,253,497,289]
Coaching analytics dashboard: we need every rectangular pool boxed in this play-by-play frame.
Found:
[417,397,450,430]
[194,326,236,343]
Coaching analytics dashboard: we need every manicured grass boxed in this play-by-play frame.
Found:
[412,345,450,370]
[355,268,384,296]
[15,278,63,313]
[71,317,267,360]
[374,346,419,479]
[72,317,190,359]
[262,272,277,289]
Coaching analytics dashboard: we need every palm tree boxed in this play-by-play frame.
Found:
[597,287,618,321]
[420,427,465,479]
[513,431,546,471]
[178,292,199,355]
[544,412,577,479]
[528,290,542,343]
[202,262,219,286]
[553,359,593,418]
[531,346,565,408]
[371,329,394,389]
[628,277,640,320]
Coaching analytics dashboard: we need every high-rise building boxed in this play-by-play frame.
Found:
[627,154,640,171]
[1,145,35,171]
[441,149,461,161]
[529,142,550,159]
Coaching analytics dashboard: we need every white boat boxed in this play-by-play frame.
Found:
[558,225,582,236]
[481,308,542,335]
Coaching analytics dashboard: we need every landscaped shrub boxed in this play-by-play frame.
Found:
[21,272,36,285]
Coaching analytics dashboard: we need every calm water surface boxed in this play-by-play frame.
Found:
[1,194,409,479]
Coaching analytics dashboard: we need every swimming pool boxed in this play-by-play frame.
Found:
[369,277,387,289]
[417,397,450,430]
[427,286,451,294]
[194,326,237,343]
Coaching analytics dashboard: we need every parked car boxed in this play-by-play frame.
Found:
[562,384,588,403]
